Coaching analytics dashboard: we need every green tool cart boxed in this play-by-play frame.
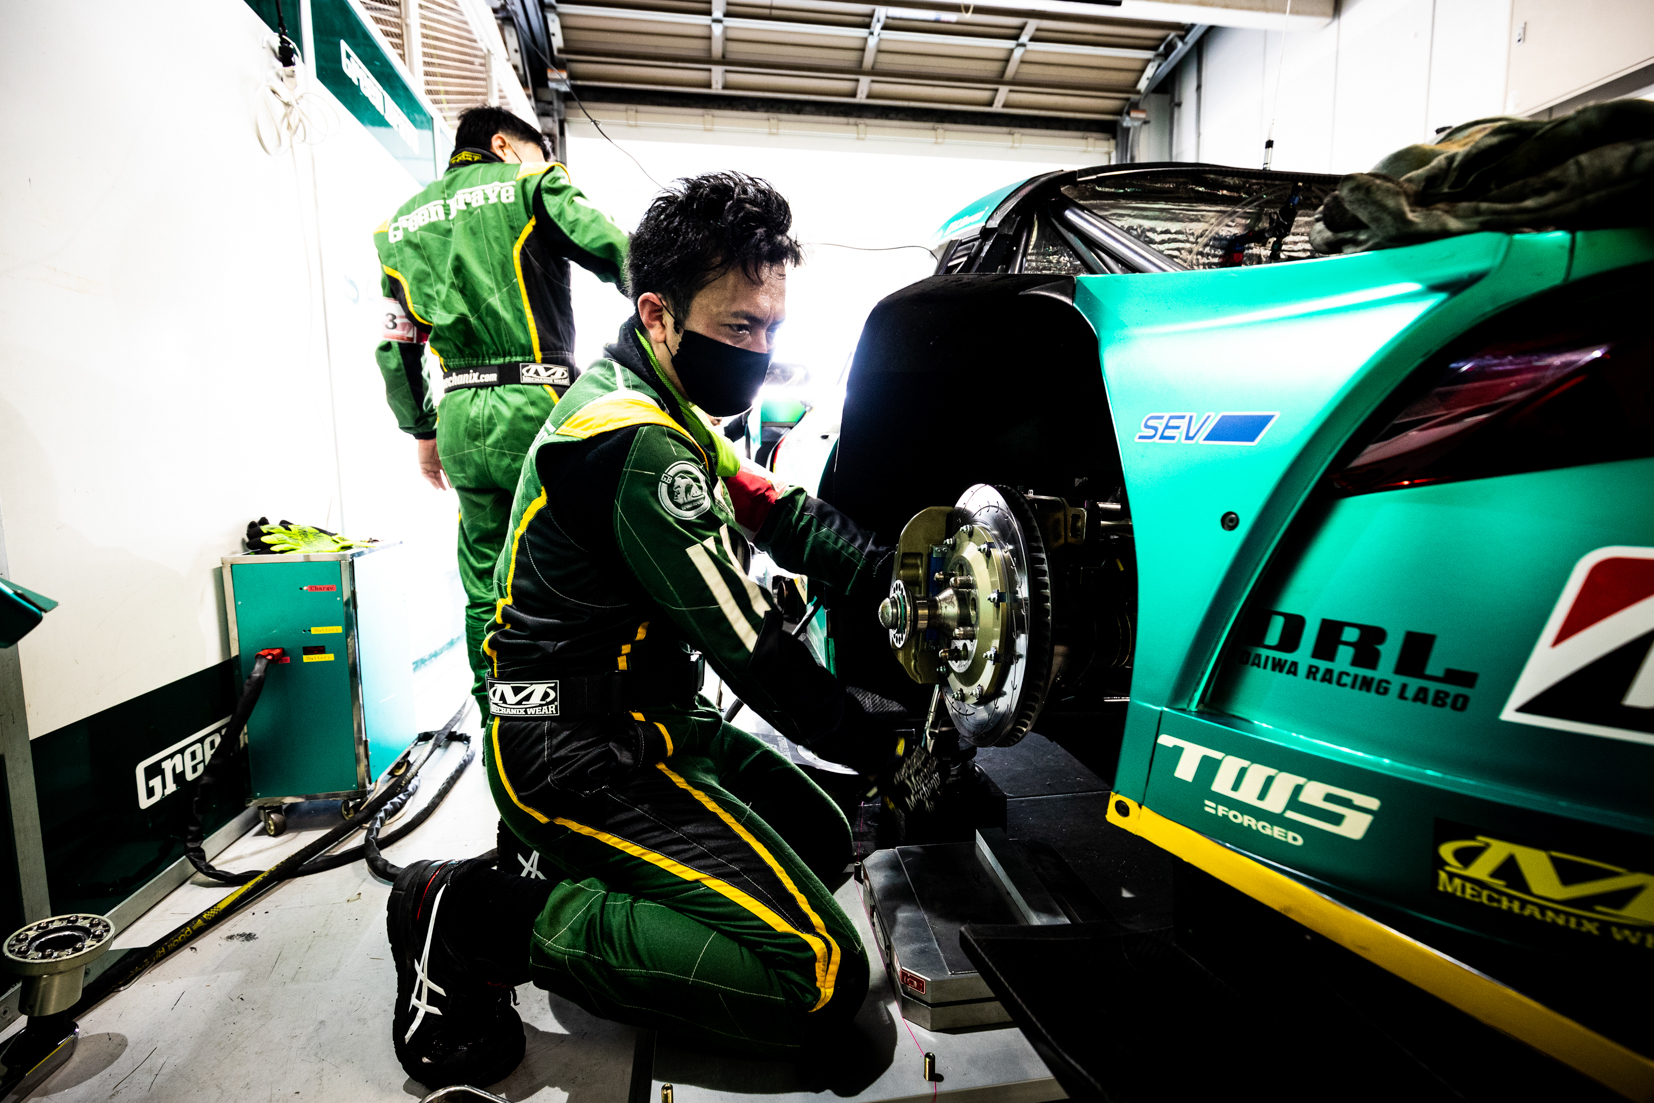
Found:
[221,545,414,833]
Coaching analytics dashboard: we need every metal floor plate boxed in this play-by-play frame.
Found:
[641,878,1066,1103]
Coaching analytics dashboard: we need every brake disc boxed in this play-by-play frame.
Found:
[878,484,1053,746]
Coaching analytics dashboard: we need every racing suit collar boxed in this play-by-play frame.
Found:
[605,316,741,477]
[445,147,505,173]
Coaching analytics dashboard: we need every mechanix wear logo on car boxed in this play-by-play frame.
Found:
[1501,546,1654,746]
[658,460,711,520]
[487,679,560,717]
[1434,820,1654,954]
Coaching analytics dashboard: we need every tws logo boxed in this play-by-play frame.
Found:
[1135,411,1278,446]
[487,679,560,717]
[1156,733,1381,843]
[136,721,226,810]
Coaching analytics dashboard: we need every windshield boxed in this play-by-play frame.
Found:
[1062,168,1342,269]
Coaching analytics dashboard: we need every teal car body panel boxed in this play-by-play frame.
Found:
[1076,232,1537,797]
[929,178,1025,246]
[816,177,1654,978]
[820,163,1654,1083]
[1058,226,1654,973]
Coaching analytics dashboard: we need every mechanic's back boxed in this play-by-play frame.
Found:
[373,105,629,724]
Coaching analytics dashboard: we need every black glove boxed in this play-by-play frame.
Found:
[813,682,948,813]
[801,685,924,792]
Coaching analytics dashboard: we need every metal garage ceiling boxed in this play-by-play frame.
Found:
[487,0,1330,153]
[548,0,1184,128]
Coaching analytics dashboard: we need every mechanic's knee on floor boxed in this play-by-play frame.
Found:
[526,877,868,1056]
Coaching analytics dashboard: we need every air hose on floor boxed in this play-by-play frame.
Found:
[66,701,472,1020]
[182,648,281,885]
[363,733,476,881]
[182,650,473,885]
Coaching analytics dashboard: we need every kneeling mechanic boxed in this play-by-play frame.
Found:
[383,172,903,1087]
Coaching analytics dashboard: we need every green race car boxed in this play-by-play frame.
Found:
[774,163,1654,1100]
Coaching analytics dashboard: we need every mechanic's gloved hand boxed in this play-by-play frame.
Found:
[800,685,935,802]
[245,518,376,555]
[870,736,945,813]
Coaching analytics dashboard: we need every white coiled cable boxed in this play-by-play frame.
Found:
[255,37,336,156]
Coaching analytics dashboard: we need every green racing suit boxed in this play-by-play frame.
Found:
[480,319,896,1054]
[374,152,629,719]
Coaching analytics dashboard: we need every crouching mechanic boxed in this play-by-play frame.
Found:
[382,173,903,1087]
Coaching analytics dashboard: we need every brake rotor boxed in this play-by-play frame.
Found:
[878,484,1053,746]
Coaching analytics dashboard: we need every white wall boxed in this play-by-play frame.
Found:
[1166,0,1654,176]
[1507,0,1654,115]
[1169,0,1516,174]
[0,0,461,737]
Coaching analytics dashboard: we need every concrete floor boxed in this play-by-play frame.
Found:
[12,657,1059,1103]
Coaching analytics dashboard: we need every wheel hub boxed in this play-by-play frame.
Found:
[881,485,1053,745]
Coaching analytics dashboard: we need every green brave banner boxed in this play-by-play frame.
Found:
[309,0,438,183]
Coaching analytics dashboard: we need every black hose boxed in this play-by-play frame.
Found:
[70,702,469,1017]
[184,650,281,885]
[291,774,422,875]
[184,653,473,883]
[364,737,477,881]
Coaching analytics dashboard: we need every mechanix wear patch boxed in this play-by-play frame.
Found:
[487,679,560,717]
[659,460,711,520]
[521,363,572,385]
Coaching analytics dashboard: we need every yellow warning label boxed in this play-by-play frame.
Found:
[302,653,335,663]
[308,626,343,634]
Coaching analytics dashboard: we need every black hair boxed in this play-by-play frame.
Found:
[628,172,804,316]
[452,105,550,158]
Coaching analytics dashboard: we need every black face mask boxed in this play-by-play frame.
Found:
[668,328,771,416]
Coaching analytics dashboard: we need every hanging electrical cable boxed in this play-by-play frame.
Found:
[562,84,667,190]
[808,242,939,256]
[1263,0,1294,169]
[254,0,335,156]
[510,23,667,190]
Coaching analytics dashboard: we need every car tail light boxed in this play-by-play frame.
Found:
[1333,265,1654,495]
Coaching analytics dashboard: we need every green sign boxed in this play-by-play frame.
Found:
[309,0,438,183]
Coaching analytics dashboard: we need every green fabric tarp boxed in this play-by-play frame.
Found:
[1311,99,1654,254]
